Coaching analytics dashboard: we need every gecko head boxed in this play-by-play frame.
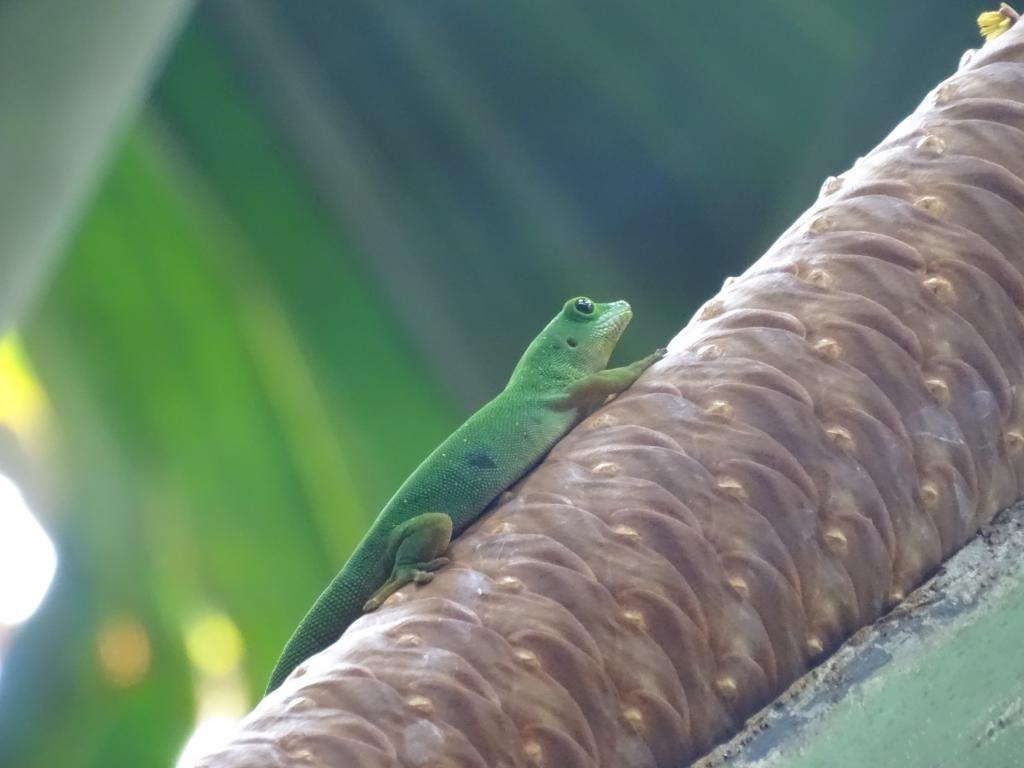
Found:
[559,296,635,376]
[558,297,634,365]
[511,296,634,387]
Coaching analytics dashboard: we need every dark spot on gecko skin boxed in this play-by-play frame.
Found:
[466,451,497,469]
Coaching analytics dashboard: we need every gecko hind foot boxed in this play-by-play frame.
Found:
[362,557,452,612]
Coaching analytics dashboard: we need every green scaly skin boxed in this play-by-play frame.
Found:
[266,296,664,692]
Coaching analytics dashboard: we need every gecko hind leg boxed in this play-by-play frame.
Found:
[363,512,453,612]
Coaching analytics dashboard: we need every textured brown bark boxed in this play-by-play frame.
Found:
[197,24,1024,768]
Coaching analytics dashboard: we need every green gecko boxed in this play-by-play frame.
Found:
[266,296,664,692]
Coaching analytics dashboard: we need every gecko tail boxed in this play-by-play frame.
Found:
[265,549,380,693]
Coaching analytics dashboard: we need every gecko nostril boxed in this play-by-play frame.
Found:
[566,337,578,347]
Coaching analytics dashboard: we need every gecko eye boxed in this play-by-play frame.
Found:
[574,297,594,315]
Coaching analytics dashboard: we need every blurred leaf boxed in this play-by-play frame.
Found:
[0,0,194,332]
[2,26,454,765]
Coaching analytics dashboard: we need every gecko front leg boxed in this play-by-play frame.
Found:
[561,348,666,410]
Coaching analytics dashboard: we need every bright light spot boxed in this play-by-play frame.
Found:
[177,609,249,764]
[175,716,239,768]
[0,334,49,438]
[176,611,249,768]
[96,616,151,686]
[184,612,244,678]
[0,474,57,625]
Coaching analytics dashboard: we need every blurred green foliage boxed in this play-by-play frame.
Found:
[0,2,981,766]
[0,0,193,332]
